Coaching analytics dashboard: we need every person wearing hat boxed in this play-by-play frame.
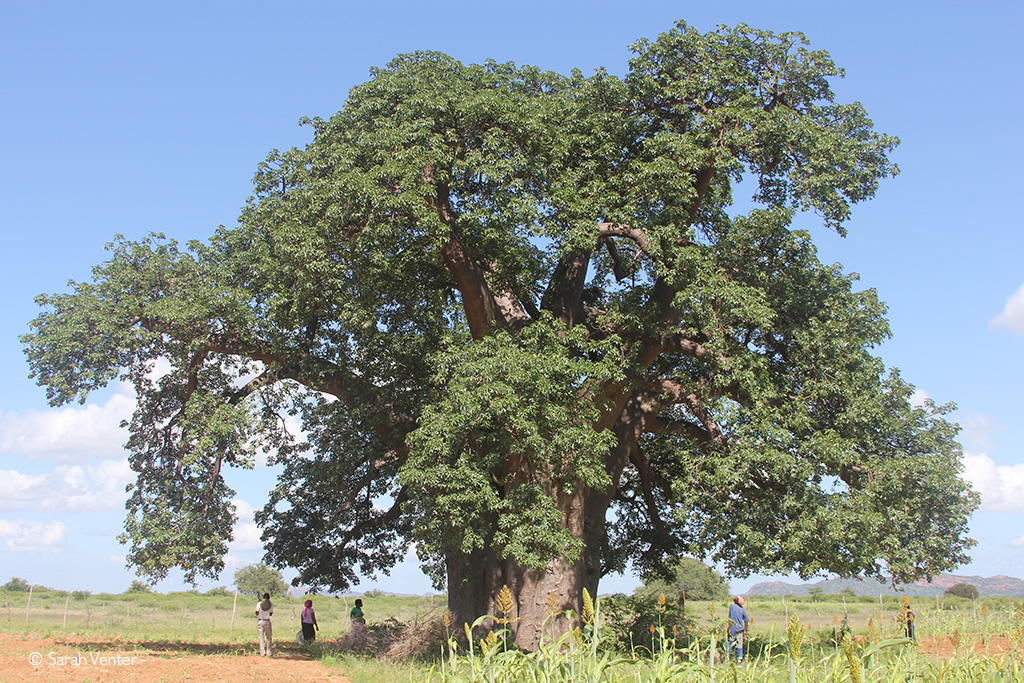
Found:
[727,595,751,663]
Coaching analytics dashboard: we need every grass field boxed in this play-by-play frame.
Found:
[2,587,1023,682]
[0,586,441,642]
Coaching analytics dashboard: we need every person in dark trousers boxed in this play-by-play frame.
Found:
[905,603,916,641]
[301,599,319,643]
[255,593,274,656]
[727,596,750,663]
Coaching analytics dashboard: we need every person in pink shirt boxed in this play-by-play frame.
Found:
[301,599,319,642]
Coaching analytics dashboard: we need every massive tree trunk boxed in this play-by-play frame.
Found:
[446,485,610,651]
[446,547,494,635]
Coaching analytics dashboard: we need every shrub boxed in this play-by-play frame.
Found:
[2,577,32,592]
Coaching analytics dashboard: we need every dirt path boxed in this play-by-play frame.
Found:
[916,634,1014,659]
[0,633,350,683]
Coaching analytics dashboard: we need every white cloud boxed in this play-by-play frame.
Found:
[990,283,1024,336]
[909,389,929,408]
[229,498,264,552]
[0,519,68,552]
[0,389,133,462]
[1,360,304,469]
[1012,535,1024,547]
[0,459,133,512]
[958,411,1005,452]
[962,452,1024,513]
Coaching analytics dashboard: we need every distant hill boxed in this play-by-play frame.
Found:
[747,574,1024,598]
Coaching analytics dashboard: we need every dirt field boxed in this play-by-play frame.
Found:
[0,632,350,683]
[3,630,1014,682]
[916,634,1014,659]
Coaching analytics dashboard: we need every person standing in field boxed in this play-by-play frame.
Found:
[255,593,274,656]
[905,602,916,641]
[349,598,367,643]
[301,599,319,643]
[727,596,751,663]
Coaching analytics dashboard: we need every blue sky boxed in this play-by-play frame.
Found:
[1,0,1021,597]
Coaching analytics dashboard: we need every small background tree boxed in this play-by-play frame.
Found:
[126,580,152,594]
[635,557,729,604]
[945,583,980,600]
[233,562,288,597]
[2,577,31,592]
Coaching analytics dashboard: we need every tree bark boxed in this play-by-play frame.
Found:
[445,485,610,651]
[445,547,494,635]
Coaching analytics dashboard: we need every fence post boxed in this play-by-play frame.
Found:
[25,585,33,627]
[63,593,70,629]
[230,590,238,632]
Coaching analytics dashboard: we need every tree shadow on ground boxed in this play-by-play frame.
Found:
[51,638,315,659]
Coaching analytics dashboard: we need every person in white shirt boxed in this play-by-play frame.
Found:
[255,593,274,656]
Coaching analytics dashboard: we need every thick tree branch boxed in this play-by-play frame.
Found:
[540,249,591,328]
[629,445,674,548]
[136,315,415,448]
[430,183,531,338]
[336,486,410,556]
[596,222,652,284]
[645,333,719,364]
[641,375,729,444]
[597,222,653,248]
[642,413,713,442]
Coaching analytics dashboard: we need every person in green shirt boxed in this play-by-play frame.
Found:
[349,598,367,642]
[350,598,365,624]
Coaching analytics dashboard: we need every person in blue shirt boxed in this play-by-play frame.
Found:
[727,596,750,663]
